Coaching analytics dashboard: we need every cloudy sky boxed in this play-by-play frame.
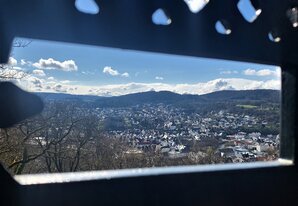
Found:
[5,37,280,97]
[2,0,280,96]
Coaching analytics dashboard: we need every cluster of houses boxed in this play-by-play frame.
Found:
[219,132,279,162]
[28,103,279,163]
[95,103,279,162]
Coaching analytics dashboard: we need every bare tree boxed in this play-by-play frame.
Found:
[0,39,31,80]
[12,39,32,48]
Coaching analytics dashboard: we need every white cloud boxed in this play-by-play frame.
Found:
[26,76,43,88]
[274,67,281,77]
[33,58,78,71]
[2,57,26,72]
[103,66,119,76]
[220,70,238,75]
[48,77,55,80]
[11,66,23,71]
[243,68,280,77]
[155,76,164,80]
[32,69,46,77]
[8,57,17,66]
[53,84,67,92]
[20,59,27,65]
[20,59,32,66]
[121,72,129,77]
[110,78,278,96]
[12,75,281,96]
[61,80,71,84]
[44,78,279,96]
[103,66,129,77]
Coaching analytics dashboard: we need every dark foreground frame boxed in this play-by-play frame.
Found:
[1,1,298,206]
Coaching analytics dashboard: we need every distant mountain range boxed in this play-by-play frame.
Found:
[36,89,280,107]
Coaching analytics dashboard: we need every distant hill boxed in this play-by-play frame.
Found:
[200,89,281,102]
[94,91,201,107]
[94,89,280,107]
[36,89,280,107]
[36,92,104,102]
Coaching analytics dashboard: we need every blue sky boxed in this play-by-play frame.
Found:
[8,38,280,96]
[5,1,280,96]
[12,39,278,84]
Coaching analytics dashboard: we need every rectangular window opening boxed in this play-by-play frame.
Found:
[0,38,282,176]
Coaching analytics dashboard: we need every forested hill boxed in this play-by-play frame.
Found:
[36,92,103,102]
[199,89,280,102]
[36,89,280,107]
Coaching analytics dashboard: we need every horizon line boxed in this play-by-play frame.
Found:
[34,88,281,98]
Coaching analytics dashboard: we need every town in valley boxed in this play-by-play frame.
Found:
[0,89,280,174]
